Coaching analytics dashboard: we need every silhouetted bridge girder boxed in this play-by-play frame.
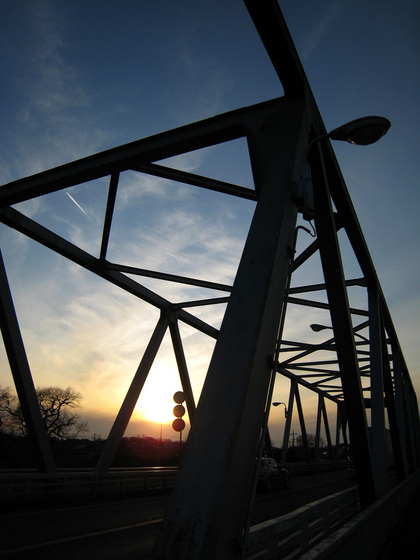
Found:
[1,1,419,559]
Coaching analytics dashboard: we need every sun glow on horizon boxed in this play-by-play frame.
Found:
[134,367,188,425]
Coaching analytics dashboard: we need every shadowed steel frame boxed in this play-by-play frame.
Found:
[0,1,419,559]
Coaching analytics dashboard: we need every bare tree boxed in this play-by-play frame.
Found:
[0,385,88,439]
[0,385,17,435]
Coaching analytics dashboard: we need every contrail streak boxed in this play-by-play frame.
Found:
[66,192,91,220]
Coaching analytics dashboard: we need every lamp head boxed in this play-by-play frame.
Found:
[328,116,391,145]
[310,323,330,332]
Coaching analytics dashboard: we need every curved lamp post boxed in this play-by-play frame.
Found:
[297,116,391,220]
[310,116,391,149]
[272,401,288,418]
[329,116,391,145]
[310,323,369,343]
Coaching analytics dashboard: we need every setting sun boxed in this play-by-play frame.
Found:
[134,368,187,425]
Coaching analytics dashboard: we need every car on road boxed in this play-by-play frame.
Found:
[258,457,290,491]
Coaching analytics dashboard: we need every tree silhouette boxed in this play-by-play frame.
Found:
[296,433,325,448]
[0,385,88,439]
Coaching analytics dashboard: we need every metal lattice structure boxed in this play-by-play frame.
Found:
[1,1,419,559]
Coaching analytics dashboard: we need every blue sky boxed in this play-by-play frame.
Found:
[1,1,419,443]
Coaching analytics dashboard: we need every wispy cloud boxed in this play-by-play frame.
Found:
[300,3,341,59]
[169,43,234,124]
[19,2,88,125]
[1,1,111,181]
[109,186,252,285]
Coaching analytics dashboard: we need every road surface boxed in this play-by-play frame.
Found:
[1,469,354,559]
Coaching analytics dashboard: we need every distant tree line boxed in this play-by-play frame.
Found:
[0,385,184,469]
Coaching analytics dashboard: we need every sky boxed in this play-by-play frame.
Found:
[1,0,419,446]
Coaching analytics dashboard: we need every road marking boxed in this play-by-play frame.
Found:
[0,518,162,556]
[1,492,169,519]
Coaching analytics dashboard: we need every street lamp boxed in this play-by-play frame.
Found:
[296,116,391,220]
[310,323,332,333]
[273,401,288,418]
[310,116,391,148]
[309,323,369,343]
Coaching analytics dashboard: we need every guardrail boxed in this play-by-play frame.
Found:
[0,468,178,505]
[245,486,361,559]
[0,462,347,506]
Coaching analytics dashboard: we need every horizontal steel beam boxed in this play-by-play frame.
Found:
[107,262,232,292]
[0,97,283,208]
[279,367,342,404]
[288,277,366,294]
[132,163,257,201]
[286,296,369,317]
[0,206,218,339]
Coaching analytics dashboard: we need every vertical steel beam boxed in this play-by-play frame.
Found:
[335,407,340,458]
[335,405,348,460]
[315,395,323,461]
[408,386,420,468]
[294,383,310,462]
[281,379,295,466]
[0,250,56,473]
[153,98,306,559]
[392,341,420,473]
[312,143,377,506]
[382,331,405,482]
[315,395,331,460]
[369,286,387,495]
[322,398,332,455]
[392,346,410,473]
[95,312,169,472]
[408,384,420,469]
[100,172,119,261]
[169,319,196,423]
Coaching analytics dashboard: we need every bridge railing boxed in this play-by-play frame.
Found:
[0,461,347,506]
[0,468,178,504]
[246,469,420,560]
[245,486,361,559]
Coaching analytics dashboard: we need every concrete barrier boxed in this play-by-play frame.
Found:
[246,469,420,559]
[299,469,420,560]
[246,487,361,559]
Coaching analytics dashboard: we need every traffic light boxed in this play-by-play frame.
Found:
[172,391,186,434]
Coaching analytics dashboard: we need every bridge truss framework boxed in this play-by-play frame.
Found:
[1,1,419,559]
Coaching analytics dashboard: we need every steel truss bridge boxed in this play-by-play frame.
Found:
[1,1,419,559]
